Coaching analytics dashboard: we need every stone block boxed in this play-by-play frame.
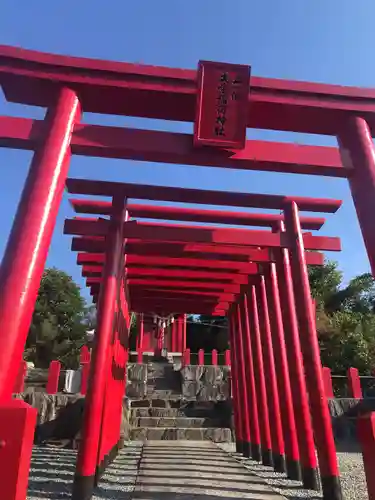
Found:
[328,398,375,442]
[221,366,231,382]
[180,366,204,381]
[203,366,223,384]
[127,381,147,399]
[127,363,147,383]
[131,399,151,408]
[181,381,202,400]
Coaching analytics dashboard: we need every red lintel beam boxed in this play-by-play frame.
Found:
[129,303,229,314]
[81,265,252,283]
[70,199,326,230]
[129,299,226,312]
[87,276,241,293]
[77,253,259,271]
[0,117,345,178]
[130,305,227,316]
[128,291,235,302]
[82,262,258,277]
[65,178,342,213]
[64,219,341,252]
[73,238,271,261]
[129,294,225,305]
[75,246,323,266]
[1,45,375,136]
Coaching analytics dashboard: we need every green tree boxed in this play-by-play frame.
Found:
[186,314,228,352]
[309,260,375,373]
[25,268,88,369]
[308,260,342,308]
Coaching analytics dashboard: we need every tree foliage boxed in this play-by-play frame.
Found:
[310,261,375,374]
[187,315,228,352]
[25,268,89,369]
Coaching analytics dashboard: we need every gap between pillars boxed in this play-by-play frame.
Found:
[229,311,244,454]
[264,263,301,482]
[284,201,343,500]
[247,285,273,467]
[239,293,261,461]
[234,303,252,458]
[257,275,286,474]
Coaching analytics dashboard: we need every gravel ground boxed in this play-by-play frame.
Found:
[27,443,142,500]
[27,442,368,500]
[218,443,368,500]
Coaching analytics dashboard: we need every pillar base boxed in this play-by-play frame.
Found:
[251,443,261,462]
[242,441,251,458]
[236,440,243,454]
[321,475,343,500]
[95,440,121,483]
[302,466,320,491]
[72,474,95,500]
[286,457,302,481]
[261,448,273,467]
[272,452,286,474]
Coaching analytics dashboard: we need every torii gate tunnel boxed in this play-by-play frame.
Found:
[1,46,375,500]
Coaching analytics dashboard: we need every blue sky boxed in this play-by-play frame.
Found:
[1,0,374,302]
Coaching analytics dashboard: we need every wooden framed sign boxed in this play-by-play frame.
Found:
[194,60,251,150]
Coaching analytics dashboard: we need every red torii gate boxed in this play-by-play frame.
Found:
[1,45,375,500]
[61,176,343,497]
[71,194,329,353]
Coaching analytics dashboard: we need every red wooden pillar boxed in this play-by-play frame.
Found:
[13,361,27,394]
[46,360,61,394]
[338,116,375,276]
[274,231,319,490]
[0,88,80,500]
[81,362,90,395]
[284,201,342,500]
[171,318,177,352]
[73,195,126,500]
[357,413,375,500]
[264,264,301,480]
[176,315,182,352]
[323,367,335,398]
[198,349,205,365]
[182,314,187,352]
[348,367,363,399]
[0,88,81,400]
[257,276,286,473]
[234,302,251,458]
[229,311,244,454]
[137,313,144,351]
[136,349,143,364]
[80,346,91,365]
[211,349,218,366]
[183,348,191,366]
[225,349,231,366]
[247,286,273,466]
[240,293,261,461]
[0,399,37,500]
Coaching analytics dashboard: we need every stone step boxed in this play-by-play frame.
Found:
[131,408,184,418]
[134,417,209,428]
[129,427,232,442]
[145,390,182,399]
[130,400,227,415]
[131,398,184,408]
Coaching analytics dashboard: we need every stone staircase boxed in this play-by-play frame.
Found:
[128,358,232,442]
